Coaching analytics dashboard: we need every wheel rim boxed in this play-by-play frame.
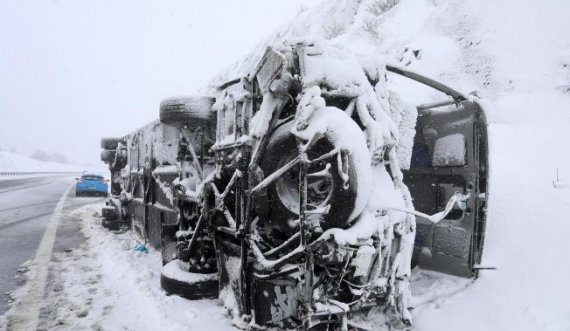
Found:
[275,146,334,214]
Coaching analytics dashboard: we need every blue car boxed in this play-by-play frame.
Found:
[75,174,109,197]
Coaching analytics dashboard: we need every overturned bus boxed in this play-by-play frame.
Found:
[100,40,488,330]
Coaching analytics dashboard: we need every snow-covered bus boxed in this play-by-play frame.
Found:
[100,40,488,330]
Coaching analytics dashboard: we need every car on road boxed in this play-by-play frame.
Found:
[75,173,108,196]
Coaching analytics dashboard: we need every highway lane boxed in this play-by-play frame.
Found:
[0,176,104,316]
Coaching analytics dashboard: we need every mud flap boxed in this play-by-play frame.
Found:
[253,276,302,329]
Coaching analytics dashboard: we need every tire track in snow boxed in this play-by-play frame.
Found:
[3,184,73,331]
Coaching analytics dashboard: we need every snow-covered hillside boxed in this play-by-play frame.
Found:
[212,0,570,330]
[0,151,86,173]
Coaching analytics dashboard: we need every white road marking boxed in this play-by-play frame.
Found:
[4,183,73,331]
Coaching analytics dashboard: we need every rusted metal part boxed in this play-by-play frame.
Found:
[211,170,242,210]
[263,232,300,258]
[186,214,204,255]
[242,168,255,318]
[221,206,237,229]
[298,150,314,330]
[252,265,299,280]
[250,94,288,167]
[249,156,300,195]
[307,147,340,165]
[185,136,205,180]
[250,47,287,94]
[249,238,306,272]
[216,226,236,236]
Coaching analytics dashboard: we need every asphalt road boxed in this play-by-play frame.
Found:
[0,176,104,316]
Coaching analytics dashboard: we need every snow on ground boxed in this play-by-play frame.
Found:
[29,203,234,331]
[374,1,570,331]
[4,202,466,331]
[0,151,88,174]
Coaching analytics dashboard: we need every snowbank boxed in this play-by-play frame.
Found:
[0,151,87,173]
[24,203,234,331]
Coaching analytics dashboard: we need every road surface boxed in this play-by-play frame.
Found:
[0,176,104,316]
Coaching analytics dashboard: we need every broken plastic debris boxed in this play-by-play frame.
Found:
[133,243,149,253]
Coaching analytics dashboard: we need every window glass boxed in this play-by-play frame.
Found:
[82,175,103,181]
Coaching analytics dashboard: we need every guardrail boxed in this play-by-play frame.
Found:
[0,172,80,177]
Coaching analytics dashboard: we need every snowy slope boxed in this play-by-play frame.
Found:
[383,1,570,331]
[0,151,86,173]
[212,0,570,330]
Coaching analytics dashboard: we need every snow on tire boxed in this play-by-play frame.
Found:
[100,149,116,163]
[100,137,124,150]
[256,120,364,239]
[101,218,119,231]
[160,259,219,300]
[102,206,118,221]
[159,96,215,126]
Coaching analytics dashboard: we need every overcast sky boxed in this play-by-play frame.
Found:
[0,0,321,167]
